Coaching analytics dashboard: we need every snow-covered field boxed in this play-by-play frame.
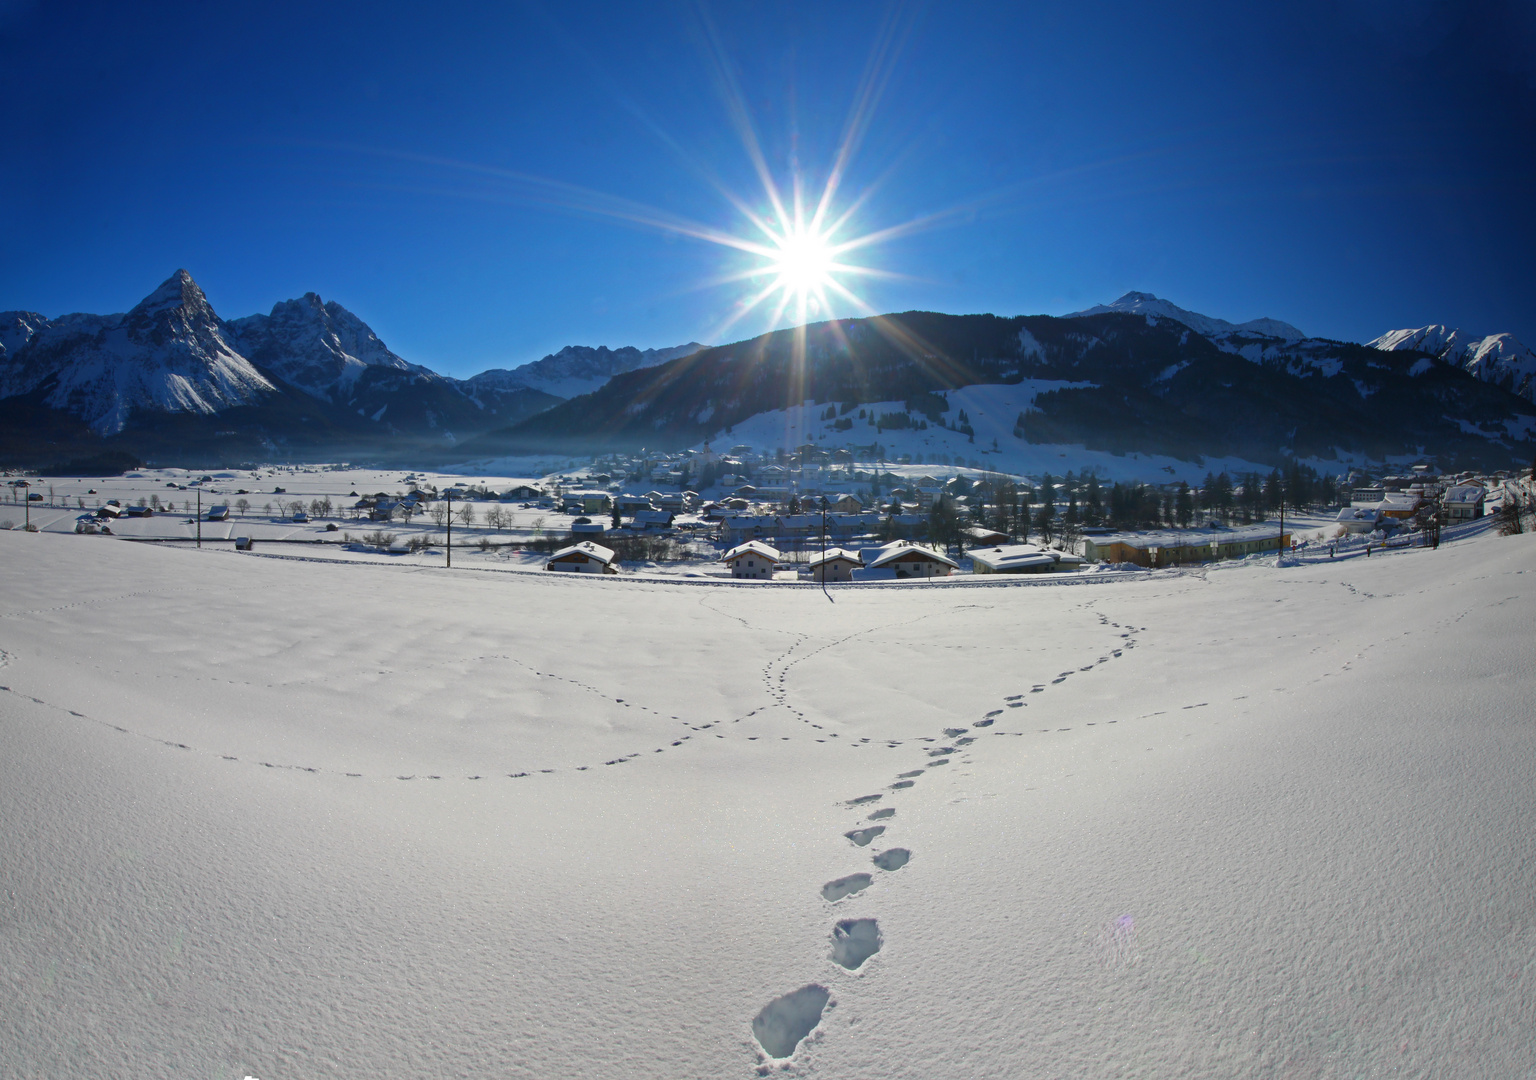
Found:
[2,523,1533,1078]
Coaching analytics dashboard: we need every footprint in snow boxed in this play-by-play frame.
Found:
[867,807,895,820]
[872,848,910,872]
[752,984,831,1060]
[890,780,915,790]
[897,770,924,778]
[821,873,873,902]
[830,919,882,970]
[845,825,886,847]
[845,794,882,807]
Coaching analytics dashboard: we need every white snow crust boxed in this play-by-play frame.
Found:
[1,523,1534,1077]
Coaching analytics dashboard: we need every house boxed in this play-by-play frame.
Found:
[1335,506,1381,534]
[570,521,607,536]
[1377,493,1423,519]
[723,515,779,545]
[831,493,863,514]
[1443,484,1485,520]
[546,541,619,574]
[968,545,1060,574]
[125,504,155,517]
[633,509,675,531]
[868,542,959,578]
[722,540,781,579]
[234,536,254,551]
[504,484,542,501]
[963,525,1009,547]
[614,494,655,514]
[206,505,229,521]
[561,490,612,514]
[808,547,863,582]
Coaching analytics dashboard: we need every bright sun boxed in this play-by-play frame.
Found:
[769,228,837,298]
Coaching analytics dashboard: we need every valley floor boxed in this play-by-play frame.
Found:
[1,524,1533,1078]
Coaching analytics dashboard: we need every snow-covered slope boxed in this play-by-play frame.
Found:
[0,270,275,434]
[468,342,707,400]
[1066,291,1306,341]
[3,521,1533,1077]
[1370,324,1536,403]
[227,292,433,402]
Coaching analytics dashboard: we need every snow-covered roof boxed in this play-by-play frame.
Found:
[548,541,615,565]
[722,540,781,563]
[1444,485,1486,503]
[808,547,864,568]
[968,545,1058,572]
[868,543,959,570]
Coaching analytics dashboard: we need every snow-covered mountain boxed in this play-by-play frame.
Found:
[0,270,699,465]
[226,292,437,402]
[1066,291,1306,341]
[466,342,706,401]
[1370,325,1536,404]
[0,270,275,434]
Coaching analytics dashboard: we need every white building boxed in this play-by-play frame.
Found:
[546,541,619,574]
[722,540,781,580]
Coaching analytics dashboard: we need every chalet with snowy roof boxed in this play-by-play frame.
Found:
[1335,506,1381,534]
[809,547,863,582]
[963,525,1009,547]
[1443,485,1485,520]
[722,540,780,579]
[831,493,863,513]
[868,543,959,578]
[1377,492,1423,519]
[633,510,675,531]
[545,541,618,574]
[504,484,542,501]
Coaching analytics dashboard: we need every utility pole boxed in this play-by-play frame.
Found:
[19,481,29,529]
[1277,495,1284,566]
[196,487,201,548]
[445,488,452,569]
[819,503,831,603]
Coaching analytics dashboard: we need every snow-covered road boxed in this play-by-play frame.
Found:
[2,528,1533,1077]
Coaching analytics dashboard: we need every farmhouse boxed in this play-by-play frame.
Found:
[808,547,863,582]
[722,540,780,580]
[868,542,959,578]
[545,541,619,574]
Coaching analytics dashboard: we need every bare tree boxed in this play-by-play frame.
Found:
[236,498,250,517]
[430,502,449,528]
[456,502,477,527]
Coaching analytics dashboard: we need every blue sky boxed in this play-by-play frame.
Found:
[3,1,1533,377]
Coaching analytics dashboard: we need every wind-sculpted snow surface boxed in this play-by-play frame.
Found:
[1,528,1534,1077]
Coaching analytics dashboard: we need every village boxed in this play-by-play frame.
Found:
[5,442,1531,581]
